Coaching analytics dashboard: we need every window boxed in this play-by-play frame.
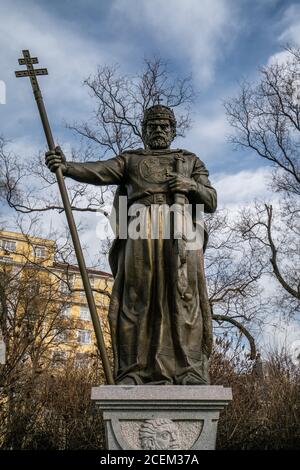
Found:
[75,352,89,368]
[53,329,68,343]
[0,239,16,252]
[60,275,75,294]
[33,245,46,258]
[60,280,70,294]
[52,350,67,367]
[61,305,71,317]
[89,277,95,287]
[0,256,13,263]
[80,306,91,321]
[77,329,91,344]
[60,274,76,294]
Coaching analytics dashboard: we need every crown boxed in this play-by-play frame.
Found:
[142,105,176,126]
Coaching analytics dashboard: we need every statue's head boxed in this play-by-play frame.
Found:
[139,418,179,450]
[142,104,176,150]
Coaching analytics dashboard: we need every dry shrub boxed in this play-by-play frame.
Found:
[0,359,106,450]
[1,343,299,449]
[211,342,300,450]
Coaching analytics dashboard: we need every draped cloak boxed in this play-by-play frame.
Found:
[64,148,217,384]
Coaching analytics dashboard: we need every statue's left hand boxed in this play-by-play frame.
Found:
[168,173,197,194]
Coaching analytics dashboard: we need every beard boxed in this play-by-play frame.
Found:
[148,134,170,149]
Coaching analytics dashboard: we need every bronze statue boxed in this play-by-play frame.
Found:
[45,105,217,385]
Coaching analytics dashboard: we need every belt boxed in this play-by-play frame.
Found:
[129,193,188,206]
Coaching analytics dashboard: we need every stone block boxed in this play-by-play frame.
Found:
[91,385,232,450]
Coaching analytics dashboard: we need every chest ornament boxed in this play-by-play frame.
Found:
[138,156,175,183]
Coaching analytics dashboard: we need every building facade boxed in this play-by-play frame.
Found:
[0,230,113,368]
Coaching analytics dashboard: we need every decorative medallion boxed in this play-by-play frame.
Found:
[139,157,174,183]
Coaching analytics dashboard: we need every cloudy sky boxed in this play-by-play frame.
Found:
[1,0,300,200]
[0,0,299,350]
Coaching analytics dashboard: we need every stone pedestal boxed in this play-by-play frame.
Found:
[91,385,232,450]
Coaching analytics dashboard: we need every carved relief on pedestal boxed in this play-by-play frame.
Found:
[139,419,180,450]
[118,418,204,450]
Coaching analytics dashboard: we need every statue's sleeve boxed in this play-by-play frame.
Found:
[190,157,217,213]
[64,155,125,185]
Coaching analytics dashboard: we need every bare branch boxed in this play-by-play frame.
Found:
[212,313,257,360]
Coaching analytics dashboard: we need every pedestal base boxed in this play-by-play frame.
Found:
[91,385,232,450]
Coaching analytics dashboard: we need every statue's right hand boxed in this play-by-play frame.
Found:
[45,146,67,174]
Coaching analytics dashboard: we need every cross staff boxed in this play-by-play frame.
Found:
[15,50,114,385]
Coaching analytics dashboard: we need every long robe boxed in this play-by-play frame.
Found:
[64,148,217,384]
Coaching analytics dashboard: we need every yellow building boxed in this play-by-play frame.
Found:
[0,230,113,368]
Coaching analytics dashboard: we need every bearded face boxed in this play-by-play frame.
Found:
[139,421,180,450]
[145,118,174,149]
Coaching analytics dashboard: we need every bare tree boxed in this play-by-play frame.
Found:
[0,244,70,446]
[0,137,109,215]
[225,47,300,317]
[68,58,194,155]
[224,47,300,196]
[205,210,267,359]
[238,202,300,318]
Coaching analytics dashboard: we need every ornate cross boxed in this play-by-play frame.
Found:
[15,50,48,94]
